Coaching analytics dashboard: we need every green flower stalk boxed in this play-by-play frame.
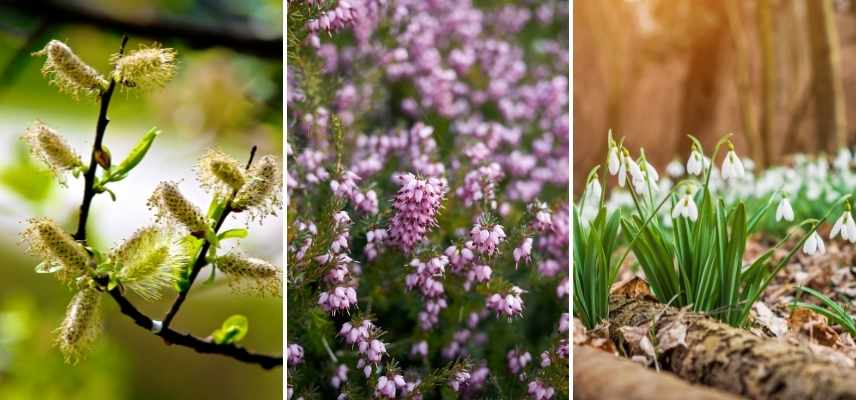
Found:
[21,218,90,284]
[32,40,108,99]
[215,252,282,297]
[197,149,246,194]
[56,288,102,364]
[233,155,282,218]
[22,121,84,184]
[112,227,184,301]
[111,44,177,90]
[147,182,209,235]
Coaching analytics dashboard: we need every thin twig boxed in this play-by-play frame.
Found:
[70,36,280,369]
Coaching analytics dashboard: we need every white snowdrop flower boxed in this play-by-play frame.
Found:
[643,160,659,183]
[586,179,602,201]
[803,231,826,256]
[686,150,704,176]
[607,146,620,176]
[831,212,856,242]
[721,150,745,181]
[834,148,852,171]
[666,160,684,177]
[617,154,628,188]
[671,194,698,221]
[775,197,794,222]
[627,156,644,183]
[847,213,856,243]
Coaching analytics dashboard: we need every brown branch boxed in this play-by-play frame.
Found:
[70,36,280,369]
[0,0,282,59]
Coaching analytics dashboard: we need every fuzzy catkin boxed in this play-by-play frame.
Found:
[56,288,102,364]
[147,182,209,235]
[111,45,177,90]
[22,121,83,183]
[216,252,282,297]
[33,40,107,99]
[233,155,282,217]
[197,149,246,194]
[22,218,90,283]
[112,226,181,301]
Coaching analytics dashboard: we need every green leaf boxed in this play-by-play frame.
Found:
[105,127,160,183]
[212,315,249,345]
[218,228,249,241]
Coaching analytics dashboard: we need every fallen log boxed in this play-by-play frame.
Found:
[609,295,856,400]
[574,345,739,400]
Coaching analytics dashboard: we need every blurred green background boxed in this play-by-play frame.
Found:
[0,1,283,399]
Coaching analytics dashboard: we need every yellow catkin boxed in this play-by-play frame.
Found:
[56,288,102,364]
[21,218,90,284]
[32,40,107,99]
[111,45,177,90]
[197,149,246,194]
[112,226,182,301]
[233,155,282,219]
[147,182,209,235]
[216,252,282,297]
[21,121,83,184]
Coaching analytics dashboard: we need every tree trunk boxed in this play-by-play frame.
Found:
[725,0,761,167]
[757,0,776,165]
[609,295,856,400]
[574,345,740,400]
[806,0,848,152]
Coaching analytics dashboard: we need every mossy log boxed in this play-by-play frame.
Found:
[574,345,739,400]
[609,295,856,400]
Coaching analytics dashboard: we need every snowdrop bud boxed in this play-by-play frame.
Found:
[32,40,108,98]
[197,149,246,193]
[721,150,745,181]
[617,154,628,187]
[148,182,208,235]
[687,150,703,176]
[775,197,795,222]
[803,231,826,256]
[112,227,182,301]
[56,288,102,364]
[233,155,282,219]
[111,44,177,90]
[216,252,282,297]
[607,146,620,175]
[22,218,90,283]
[22,121,84,184]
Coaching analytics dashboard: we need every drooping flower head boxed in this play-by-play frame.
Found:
[111,226,183,301]
[56,288,102,364]
[33,40,108,98]
[671,193,698,222]
[196,149,246,195]
[469,218,506,257]
[233,155,282,220]
[803,231,826,256]
[111,44,177,90]
[215,252,283,297]
[721,147,745,182]
[287,343,304,366]
[388,173,447,252]
[21,218,90,284]
[22,121,84,184]
[147,181,209,236]
[775,196,795,223]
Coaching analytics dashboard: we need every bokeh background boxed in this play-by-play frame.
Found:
[0,1,283,399]
[575,0,856,189]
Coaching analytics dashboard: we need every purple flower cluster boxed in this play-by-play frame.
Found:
[469,219,506,257]
[528,380,556,400]
[375,373,419,399]
[486,286,525,319]
[287,343,304,366]
[339,319,388,377]
[317,211,360,314]
[387,173,447,252]
[405,255,449,330]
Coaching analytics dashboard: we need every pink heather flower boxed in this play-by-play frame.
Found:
[331,364,349,389]
[318,286,358,314]
[538,258,561,277]
[307,0,359,33]
[529,202,553,232]
[528,379,555,400]
[558,312,569,333]
[287,343,304,366]
[507,349,532,377]
[457,162,503,207]
[364,228,387,260]
[449,370,471,392]
[469,221,506,256]
[375,375,397,398]
[557,277,569,298]
[557,339,569,359]
[387,173,447,252]
[513,237,533,268]
[469,365,490,390]
[339,320,372,345]
[411,340,428,358]
[486,286,525,319]
[330,170,379,214]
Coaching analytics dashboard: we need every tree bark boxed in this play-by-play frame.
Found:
[757,0,776,165]
[725,0,761,167]
[574,345,739,400]
[609,295,856,400]
[806,0,848,152]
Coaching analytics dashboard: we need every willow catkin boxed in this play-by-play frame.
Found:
[111,45,177,90]
[32,40,107,99]
[21,121,83,184]
[21,218,90,284]
[233,155,282,219]
[196,149,246,194]
[147,182,209,235]
[216,252,282,297]
[112,226,182,301]
[56,288,102,364]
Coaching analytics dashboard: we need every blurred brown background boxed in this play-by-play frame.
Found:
[574,0,856,189]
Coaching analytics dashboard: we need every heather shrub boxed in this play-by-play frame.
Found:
[286,1,569,398]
